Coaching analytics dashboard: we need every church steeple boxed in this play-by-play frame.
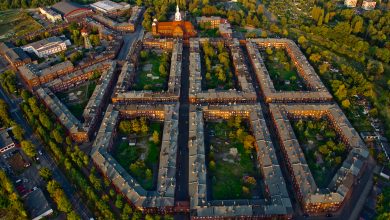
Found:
[174,4,182,21]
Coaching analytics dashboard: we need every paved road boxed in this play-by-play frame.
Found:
[174,46,190,220]
[116,24,144,61]
[0,85,92,220]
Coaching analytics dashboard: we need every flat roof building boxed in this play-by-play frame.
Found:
[21,36,70,58]
[51,1,93,22]
[24,188,53,220]
[0,129,16,154]
[90,0,130,14]
[39,7,62,23]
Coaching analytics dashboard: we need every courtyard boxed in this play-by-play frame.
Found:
[112,117,163,190]
[132,50,170,92]
[55,79,98,120]
[205,116,264,200]
[200,41,237,90]
[260,47,307,91]
[291,117,348,188]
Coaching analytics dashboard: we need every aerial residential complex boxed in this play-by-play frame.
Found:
[189,38,256,103]
[189,105,292,218]
[269,103,368,214]
[246,38,333,103]
[91,104,179,212]
[112,39,183,103]
[0,1,379,219]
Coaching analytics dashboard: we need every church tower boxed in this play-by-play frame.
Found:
[174,4,182,21]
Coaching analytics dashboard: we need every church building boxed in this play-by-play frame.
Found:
[152,5,197,39]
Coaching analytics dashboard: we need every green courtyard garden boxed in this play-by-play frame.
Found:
[291,118,348,188]
[206,116,264,200]
[113,117,162,190]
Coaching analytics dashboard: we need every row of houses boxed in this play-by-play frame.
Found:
[92,14,136,32]
[188,38,257,104]
[35,61,117,142]
[245,39,333,103]
[18,34,122,90]
[112,39,183,104]
[196,16,233,38]
[189,105,293,218]
[0,42,31,70]
[91,104,179,213]
[269,103,369,214]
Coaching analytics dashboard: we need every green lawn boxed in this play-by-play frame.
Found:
[207,119,263,200]
[112,120,162,190]
[262,48,307,91]
[291,118,348,188]
[0,10,41,40]
[133,52,169,91]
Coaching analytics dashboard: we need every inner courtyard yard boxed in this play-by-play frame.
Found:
[260,47,307,91]
[132,50,170,92]
[291,117,348,188]
[112,117,162,190]
[205,116,264,200]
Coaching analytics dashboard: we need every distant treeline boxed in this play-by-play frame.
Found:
[0,0,60,10]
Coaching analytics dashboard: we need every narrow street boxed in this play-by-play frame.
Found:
[174,45,190,219]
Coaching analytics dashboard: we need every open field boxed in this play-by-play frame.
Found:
[261,47,307,91]
[206,117,263,200]
[113,119,162,190]
[291,117,348,188]
[0,10,41,40]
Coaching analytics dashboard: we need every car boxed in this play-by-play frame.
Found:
[15,179,22,184]
[38,150,43,156]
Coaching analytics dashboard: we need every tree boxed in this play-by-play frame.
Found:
[67,211,81,220]
[115,195,123,209]
[367,60,384,77]
[243,135,256,150]
[12,125,24,141]
[152,130,160,144]
[159,64,167,77]
[39,167,52,180]
[119,120,132,134]
[52,129,63,144]
[21,140,36,158]
[341,99,351,109]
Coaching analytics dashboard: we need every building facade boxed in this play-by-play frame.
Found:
[21,36,70,58]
